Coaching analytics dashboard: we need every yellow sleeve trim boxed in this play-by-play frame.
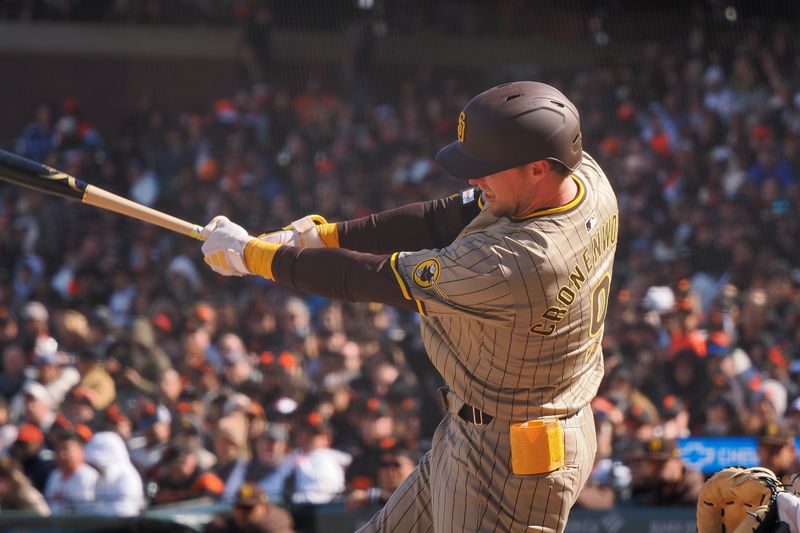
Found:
[316,223,340,248]
[389,253,426,315]
[244,240,281,280]
[390,252,412,301]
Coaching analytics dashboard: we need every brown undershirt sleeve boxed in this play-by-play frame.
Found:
[337,188,482,253]
[270,246,418,312]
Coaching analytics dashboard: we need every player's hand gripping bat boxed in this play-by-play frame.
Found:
[0,149,204,240]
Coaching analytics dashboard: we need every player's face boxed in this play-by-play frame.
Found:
[469,166,535,218]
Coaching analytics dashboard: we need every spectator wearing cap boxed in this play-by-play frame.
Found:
[102,403,133,441]
[212,412,251,501]
[173,414,216,470]
[9,337,78,420]
[374,448,419,504]
[9,423,55,493]
[245,425,292,502]
[657,395,690,440]
[18,302,50,341]
[20,381,56,434]
[204,482,295,533]
[63,386,99,427]
[83,431,145,516]
[282,414,352,505]
[75,348,116,410]
[0,456,50,515]
[11,336,68,418]
[52,310,91,353]
[148,443,224,506]
[44,430,98,514]
[746,379,790,434]
[129,403,172,474]
[631,438,703,506]
[757,423,800,484]
[345,396,396,491]
[31,336,80,407]
[349,447,420,507]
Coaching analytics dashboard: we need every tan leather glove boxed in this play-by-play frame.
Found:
[697,467,783,533]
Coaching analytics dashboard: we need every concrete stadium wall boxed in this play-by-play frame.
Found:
[0,20,633,145]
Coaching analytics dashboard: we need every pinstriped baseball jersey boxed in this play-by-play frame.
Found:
[358,151,616,533]
[393,151,617,423]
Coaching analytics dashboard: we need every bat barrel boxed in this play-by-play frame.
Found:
[0,149,87,201]
[0,149,204,240]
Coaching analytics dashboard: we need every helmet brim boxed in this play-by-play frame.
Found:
[435,141,511,180]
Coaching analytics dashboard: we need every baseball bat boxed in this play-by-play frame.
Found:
[0,149,205,240]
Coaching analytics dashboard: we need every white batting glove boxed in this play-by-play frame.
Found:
[258,214,328,248]
[201,216,253,276]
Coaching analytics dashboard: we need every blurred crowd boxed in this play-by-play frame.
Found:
[0,2,799,527]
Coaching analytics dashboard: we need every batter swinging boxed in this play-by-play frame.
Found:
[201,81,618,533]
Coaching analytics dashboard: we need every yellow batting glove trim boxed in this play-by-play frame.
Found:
[281,214,327,231]
[244,240,281,280]
[316,223,340,248]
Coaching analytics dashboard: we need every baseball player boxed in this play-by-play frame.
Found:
[201,81,618,532]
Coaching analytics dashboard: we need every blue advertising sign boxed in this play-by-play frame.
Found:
[676,437,800,474]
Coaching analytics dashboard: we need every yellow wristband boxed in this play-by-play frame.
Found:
[244,240,281,280]
[316,223,340,248]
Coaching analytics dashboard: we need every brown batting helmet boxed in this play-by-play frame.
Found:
[436,81,582,179]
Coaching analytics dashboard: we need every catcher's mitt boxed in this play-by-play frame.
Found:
[697,466,783,533]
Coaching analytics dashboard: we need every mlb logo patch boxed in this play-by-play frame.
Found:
[461,188,476,205]
[586,212,598,233]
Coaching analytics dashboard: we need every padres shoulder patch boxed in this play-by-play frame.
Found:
[413,258,441,288]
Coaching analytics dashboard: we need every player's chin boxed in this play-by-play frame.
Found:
[485,204,507,218]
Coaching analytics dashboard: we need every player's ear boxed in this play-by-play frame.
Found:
[529,160,549,177]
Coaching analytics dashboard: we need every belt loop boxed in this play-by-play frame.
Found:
[472,406,483,425]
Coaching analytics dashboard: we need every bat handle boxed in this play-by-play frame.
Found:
[82,185,205,240]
